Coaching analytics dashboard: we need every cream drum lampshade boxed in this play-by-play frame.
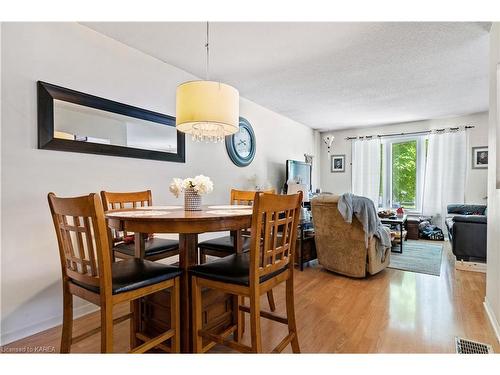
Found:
[176,80,239,141]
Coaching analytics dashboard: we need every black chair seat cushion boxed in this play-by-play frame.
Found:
[198,235,251,254]
[72,259,182,295]
[114,238,179,257]
[189,253,287,286]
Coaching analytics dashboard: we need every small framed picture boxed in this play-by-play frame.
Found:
[472,146,488,169]
[330,154,345,173]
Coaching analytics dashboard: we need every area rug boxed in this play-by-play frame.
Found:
[388,240,443,276]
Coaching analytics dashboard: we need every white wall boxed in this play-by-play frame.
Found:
[319,112,489,205]
[0,22,3,344]
[0,23,317,344]
[485,23,500,343]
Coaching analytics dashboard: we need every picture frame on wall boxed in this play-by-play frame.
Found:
[472,146,488,169]
[330,154,345,173]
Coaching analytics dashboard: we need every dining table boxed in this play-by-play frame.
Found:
[105,204,253,353]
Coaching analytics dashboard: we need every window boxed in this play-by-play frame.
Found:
[379,136,427,212]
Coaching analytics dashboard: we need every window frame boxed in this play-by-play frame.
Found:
[380,135,427,214]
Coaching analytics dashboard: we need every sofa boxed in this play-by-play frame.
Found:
[311,194,390,278]
[445,204,487,262]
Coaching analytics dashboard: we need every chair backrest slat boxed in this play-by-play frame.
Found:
[230,188,275,206]
[100,190,153,242]
[60,215,78,271]
[230,189,276,237]
[100,190,152,211]
[249,192,302,281]
[73,216,88,275]
[48,193,112,292]
[83,216,98,276]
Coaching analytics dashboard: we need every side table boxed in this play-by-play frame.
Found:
[296,219,316,271]
[380,215,408,254]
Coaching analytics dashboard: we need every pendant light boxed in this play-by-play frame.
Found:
[176,22,239,142]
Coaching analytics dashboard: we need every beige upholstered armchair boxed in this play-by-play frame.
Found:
[311,194,390,278]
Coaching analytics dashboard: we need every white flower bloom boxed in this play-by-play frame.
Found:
[169,178,183,198]
[169,175,214,197]
[183,178,194,189]
[193,175,213,195]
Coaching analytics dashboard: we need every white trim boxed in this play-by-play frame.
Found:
[455,260,487,273]
[484,298,500,344]
[0,303,98,346]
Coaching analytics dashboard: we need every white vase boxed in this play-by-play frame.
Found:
[184,187,202,211]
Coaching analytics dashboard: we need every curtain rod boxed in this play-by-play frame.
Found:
[344,125,475,140]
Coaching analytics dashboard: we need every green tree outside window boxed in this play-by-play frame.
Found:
[391,141,417,209]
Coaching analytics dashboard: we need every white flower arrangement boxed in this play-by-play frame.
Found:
[169,175,214,198]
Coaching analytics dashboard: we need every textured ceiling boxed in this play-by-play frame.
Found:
[82,22,490,131]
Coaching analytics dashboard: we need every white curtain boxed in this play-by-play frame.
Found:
[422,131,466,229]
[352,138,381,205]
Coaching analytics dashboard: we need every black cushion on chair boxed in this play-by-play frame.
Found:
[72,259,182,295]
[114,238,179,257]
[198,235,251,254]
[189,253,287,286]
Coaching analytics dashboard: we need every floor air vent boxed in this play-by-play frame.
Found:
[455,337,493,354]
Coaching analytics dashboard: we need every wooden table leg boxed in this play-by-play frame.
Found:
[134,232,146,259]
[178,233,198,353]
[231,230,243,253]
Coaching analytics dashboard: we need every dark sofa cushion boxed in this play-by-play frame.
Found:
[447,204,486,216]
[453,215,487,224]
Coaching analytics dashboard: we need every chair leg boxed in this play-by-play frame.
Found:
[199,249,207,264]
[240,297,246,335]
[100,304,114,353]
[130,300,140,350]
[170,278,181,353]
[285,277,300,353]
[60,287,73,353]
[266,290,276,312]
[249,290,262,353]
[232,295,243,342]
[191,276,203,353]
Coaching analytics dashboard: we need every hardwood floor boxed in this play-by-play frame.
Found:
[2,242,498,353]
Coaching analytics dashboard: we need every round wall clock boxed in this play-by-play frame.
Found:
[225,117,256,167]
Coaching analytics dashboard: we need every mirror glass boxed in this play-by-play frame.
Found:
[53,100,178,153]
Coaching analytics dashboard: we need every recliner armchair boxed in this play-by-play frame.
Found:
[311,194,390,278]
[445,204,487,262]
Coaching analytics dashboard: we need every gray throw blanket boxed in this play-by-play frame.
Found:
[337,193,391,262]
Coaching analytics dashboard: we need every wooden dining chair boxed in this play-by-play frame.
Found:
[190,191,302,353]
[100,190,179,261]
[48,192,181,353]
[198,188,277,311]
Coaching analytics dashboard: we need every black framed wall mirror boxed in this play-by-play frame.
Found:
[37,81,185,163]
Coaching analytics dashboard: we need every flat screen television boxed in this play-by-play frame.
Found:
[285,160,312,192]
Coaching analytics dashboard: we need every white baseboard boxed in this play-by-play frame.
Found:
[0,303,98,346]
[484,298,500,344]
[455,260,487,273]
